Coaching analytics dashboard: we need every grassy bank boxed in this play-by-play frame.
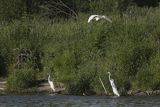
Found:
[0,7,160,95]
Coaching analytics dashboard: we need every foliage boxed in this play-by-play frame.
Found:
[0,0,160,21]
[1,3,160,94]
[0,0,26,21]
[7,68,37,91]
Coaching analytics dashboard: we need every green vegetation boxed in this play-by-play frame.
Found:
[7,68,37,92]
[0,0,160,95]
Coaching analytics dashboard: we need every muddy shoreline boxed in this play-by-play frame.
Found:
[1,79,160,96]
[1,89,160,96]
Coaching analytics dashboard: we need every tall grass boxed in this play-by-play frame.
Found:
[1,7,160,94]
[7,68,37,91]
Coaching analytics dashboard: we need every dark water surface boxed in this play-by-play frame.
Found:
[0,95,160,107]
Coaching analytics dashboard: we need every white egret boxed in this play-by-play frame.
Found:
[48,74,56,92]
[88,15,112,23]
[107,72,120,97]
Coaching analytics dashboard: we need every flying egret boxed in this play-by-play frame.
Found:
[88,15,112,23]
[48,74,56,92]
[107,72,120,97]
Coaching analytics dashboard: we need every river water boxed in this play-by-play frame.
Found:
[0,95,160,107]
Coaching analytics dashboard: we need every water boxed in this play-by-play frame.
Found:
[0,95,160,107]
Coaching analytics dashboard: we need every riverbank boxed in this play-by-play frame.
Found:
[1,80,160,96]
[0,78,6,95]
[0,79,66,95]
[0,6,160,96]
[1,90,160,96]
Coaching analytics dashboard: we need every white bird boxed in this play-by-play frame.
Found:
[107,72,120,97]
[88,15,112,23]
[48,74,56,92]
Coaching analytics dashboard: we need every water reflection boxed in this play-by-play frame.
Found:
[0,95,160,107]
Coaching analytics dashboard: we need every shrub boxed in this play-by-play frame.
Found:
[0,0,26,21]
[134,50,160,90]
[7,68,37,91]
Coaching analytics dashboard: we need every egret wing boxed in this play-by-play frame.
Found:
[88,15,98,23]
[103,16,112,23]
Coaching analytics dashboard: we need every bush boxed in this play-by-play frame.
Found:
[0,0,26,21]
[66,70,97,95]
[134,50,160,90]
[0,55,8,77]
[133,0,160,7]
[1,0,160,21]
[7,68,37,91]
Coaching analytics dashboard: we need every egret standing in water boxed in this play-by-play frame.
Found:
[107,72,120,97]
[48,74,56,92]
[88,15,112,23]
